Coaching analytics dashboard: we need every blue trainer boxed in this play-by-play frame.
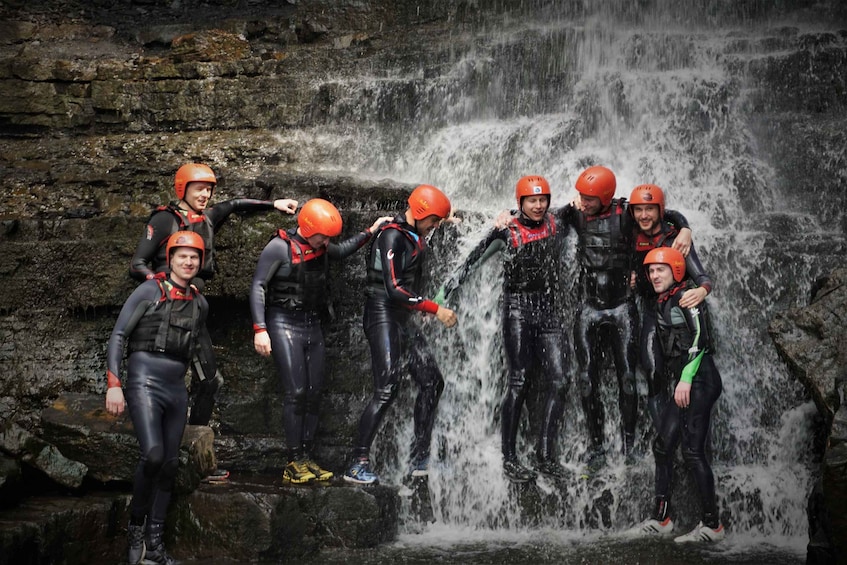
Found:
[343,458,379,485]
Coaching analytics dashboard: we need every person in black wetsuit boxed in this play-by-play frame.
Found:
[498,166,692,472]
[250,198,391,484]
[106,231,209,565]
[568,166,695,472]
[627,246,724,544]
[130,163,297,480]
[343,184,458,485]
[629,184,712,429]
[437,176,570,483]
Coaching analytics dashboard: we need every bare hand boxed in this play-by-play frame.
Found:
[494,210,512,229]
[679,287,708,309]
[672,228,692,257]
[674,381,691,408]
[435,305,458,328]
[369,216,393,234]
[106,387,125,416]
[274,198,298,214]
[254,331,272,357]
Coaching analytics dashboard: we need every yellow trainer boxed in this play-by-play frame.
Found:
[303,458,333,481]
[283,460,316,484]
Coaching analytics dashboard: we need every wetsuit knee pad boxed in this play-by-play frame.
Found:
[681,445,705,466]
[652,435,670,463]
[143,445,166,477]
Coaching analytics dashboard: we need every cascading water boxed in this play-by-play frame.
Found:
[293,2,846,560]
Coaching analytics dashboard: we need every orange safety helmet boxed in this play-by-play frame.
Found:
[575,165,616,208]
[629,184,665,217]
[298,198,343,238]
[643,247,686,282]
[174,163,217,200]
[166,230,205,266]
[408,184,451,221]
[515,175,551,207]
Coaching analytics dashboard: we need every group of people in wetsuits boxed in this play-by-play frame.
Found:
[104,162,723,564]
[437,166,724,542]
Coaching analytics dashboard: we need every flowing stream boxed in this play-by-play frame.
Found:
[283,2,846,561]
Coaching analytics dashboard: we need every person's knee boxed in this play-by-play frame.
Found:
[142,445,165,477]
[652,435,670,463]
[283,387,307,414]
[157,457,179,488]
[374,383,397,405]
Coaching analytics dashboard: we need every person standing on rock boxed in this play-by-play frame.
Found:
[130,163,297,481]
[344,185,458,485]
[250,198,391,484]
[106,231,209,565]
[626,246,724,543]
[435,175,572,483]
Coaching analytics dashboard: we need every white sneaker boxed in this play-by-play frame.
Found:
[625,517,674,536]
[674,521,725,543]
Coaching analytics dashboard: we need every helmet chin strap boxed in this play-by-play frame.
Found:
[180,198,203,214]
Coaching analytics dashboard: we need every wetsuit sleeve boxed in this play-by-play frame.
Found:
[377,228,438,313]
[327,230,372,260]
[249,237,291,333]
[205,199,276,230]
[678,303,708,384]
[550,203,578,228]
[129,212,177,282]
[105,281,161,387]
[685,244,713,293]
[442,228,505,299]
[664,209,690,230]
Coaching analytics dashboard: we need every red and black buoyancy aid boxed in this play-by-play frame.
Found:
[153,203,216,279]
[127,277,201,361]
[503,214,559,293]
[266,229,330,311]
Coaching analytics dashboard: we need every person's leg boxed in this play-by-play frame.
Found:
[608,300,639,454]
[268,308,315,484]
[680,356,723,528]
[537,310,569,477]
[407,327,445,472]
[575,303,606,468]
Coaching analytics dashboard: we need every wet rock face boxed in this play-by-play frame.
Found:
[769,268,847,562]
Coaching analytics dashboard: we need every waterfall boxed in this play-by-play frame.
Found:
[292,2,845,556]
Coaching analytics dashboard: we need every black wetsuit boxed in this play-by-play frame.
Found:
[129,198,280,425]
[442,213,569,463]
[652,280,722,529]
[632,220,713,427]
[352,215,444,466]
[551,201,688,455]
[106,275,208,528]
[250,227,371,459]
